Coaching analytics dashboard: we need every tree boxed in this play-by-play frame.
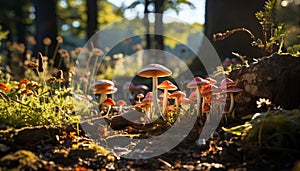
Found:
[87,0,98,40]
[33,0,58,58]
[125,0,194,50]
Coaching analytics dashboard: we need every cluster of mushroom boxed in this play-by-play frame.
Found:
[186,77,242,121]
[133,64,242,121]
[90,64,242,122]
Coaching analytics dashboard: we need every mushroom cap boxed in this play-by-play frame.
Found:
[220,78,236,89]
[102,98,115,106]
[187,77,210,88]
[158,80,178,90]
[201,84,221,96]
[136,93,145,99]
[137,64,172,78]
[117,100,126,106]
[142,92,160,103]
[205,77,217,85]
[221,86,243,93]
[94,86,117,94]
[91,79,114,89]
[169,90,186,98]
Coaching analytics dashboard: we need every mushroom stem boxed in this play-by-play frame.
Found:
[162,89,168,115]
[106,105,111,115]
[228,93,234,114]
[151,76,160,120]
[100,92,106,105]
[174,97,179,116]
[196,86,202,116]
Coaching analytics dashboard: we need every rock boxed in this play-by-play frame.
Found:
[230,53,300,116]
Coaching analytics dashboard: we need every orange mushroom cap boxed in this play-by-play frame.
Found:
[102,98,115,106]
[117,100,126,106]
[158,80,177,90]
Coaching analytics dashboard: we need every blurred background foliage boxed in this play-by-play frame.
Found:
[0,0,298,81]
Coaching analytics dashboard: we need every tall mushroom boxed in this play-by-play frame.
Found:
[186,77,210,116]
[158,80,177,118]
[137,64,172,120]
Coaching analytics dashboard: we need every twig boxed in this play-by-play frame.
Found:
[213,28,257,42]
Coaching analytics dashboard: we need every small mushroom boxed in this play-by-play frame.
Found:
[158,80,178,117]
[137,64,172,119]
[117,100,126,113]
[221,86,242,114]
[169,90,186,116]
[141,92,159,121]
[187,77,210,116]
[102,97,115,115]
[136,93,144,103]
[220,78,236,89]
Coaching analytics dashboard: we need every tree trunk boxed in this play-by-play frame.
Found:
[144,0,151,49]
[87,0,98,40]
[229,53,300,116]
[14,0,26,44]
[205,0,266,60]
[33,0,58,58]
[154,0,164,50]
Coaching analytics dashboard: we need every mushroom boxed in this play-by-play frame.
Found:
[136,93,144,103]
[102,97,115,115]
[117,100,126,113]
[204,77,217,85]
[158,80,178,117]
[169,90,186,116]
[220,78,236,89]
[141,92,160,121]
[91,79,115,104]
[137,64,172,119]
[186,77,210,116]
[201,84,221,112]
[221,86,242,114]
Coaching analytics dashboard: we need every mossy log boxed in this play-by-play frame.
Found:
[230,53,300,116]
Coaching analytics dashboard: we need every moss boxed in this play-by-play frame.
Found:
[0,150,41,170]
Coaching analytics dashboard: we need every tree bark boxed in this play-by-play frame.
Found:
[154,0,164,50]
[33,0,58,58]
[144,0,151,49]
[229,53,300,116]
[87,0,98,40]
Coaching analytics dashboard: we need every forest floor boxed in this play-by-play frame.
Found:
[0,115,299,171]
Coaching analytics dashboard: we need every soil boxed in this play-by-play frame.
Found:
[1,115,299,171]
